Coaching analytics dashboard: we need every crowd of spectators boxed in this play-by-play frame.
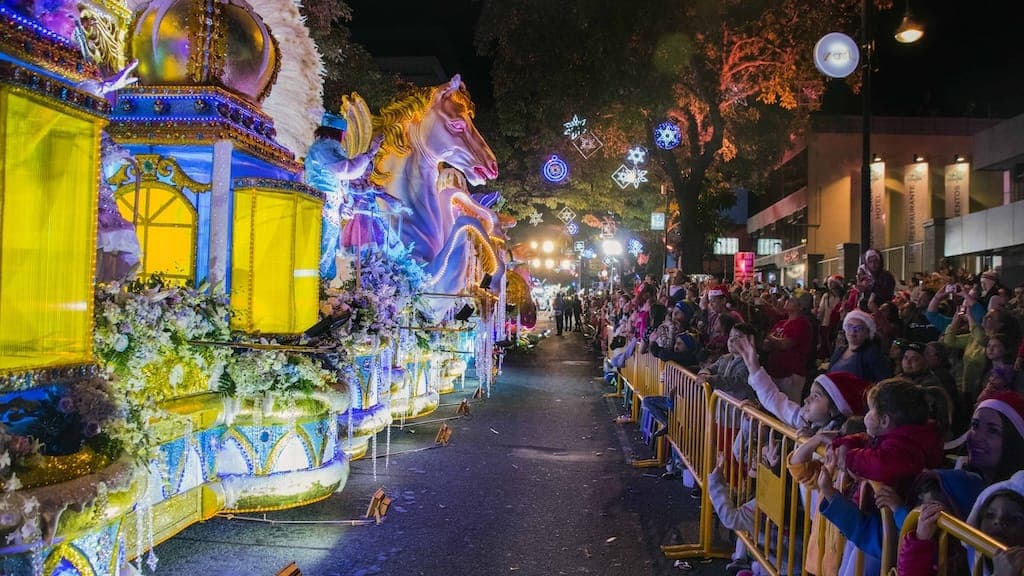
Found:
[583,256,1024,576]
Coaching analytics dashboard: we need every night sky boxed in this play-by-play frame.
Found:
[347,0,1024,119]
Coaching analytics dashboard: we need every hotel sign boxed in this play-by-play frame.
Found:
[870,161,886,249]
[944,162,969,218]
[905,162,930,268]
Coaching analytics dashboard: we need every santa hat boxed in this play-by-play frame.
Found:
[814,371,871,416]
[708,284,729,298]
[975,390,1024,441]
[843,309,877,340]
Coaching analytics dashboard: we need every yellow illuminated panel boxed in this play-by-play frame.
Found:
[0,90,101,374]
[231,188,320,334]
[115,183,195,285]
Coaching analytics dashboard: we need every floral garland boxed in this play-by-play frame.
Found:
[318,246,427,354]
[93,278,232,403]
[216,344,335,400]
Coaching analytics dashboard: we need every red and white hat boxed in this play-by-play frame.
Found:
[976,390,1024,440]
[814,371,872,416]
[708,284,729,298]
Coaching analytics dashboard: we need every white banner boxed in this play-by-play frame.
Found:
[944,162,969,218]
[905,162,930,268]
[870,161,886,249]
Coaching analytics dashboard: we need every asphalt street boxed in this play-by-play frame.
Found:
[155,324,727,575]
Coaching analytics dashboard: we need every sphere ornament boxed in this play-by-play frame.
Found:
[131,0,280,103]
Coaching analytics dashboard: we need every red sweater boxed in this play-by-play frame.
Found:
[833,422,945,498]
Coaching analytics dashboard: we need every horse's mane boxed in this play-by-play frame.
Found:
[369,82,476,188]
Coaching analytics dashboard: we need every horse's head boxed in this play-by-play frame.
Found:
[421,75,498,186]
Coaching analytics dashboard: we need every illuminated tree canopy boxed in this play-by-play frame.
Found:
[475,0,859,272]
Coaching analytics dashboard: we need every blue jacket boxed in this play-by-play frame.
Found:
[820,469,986,560]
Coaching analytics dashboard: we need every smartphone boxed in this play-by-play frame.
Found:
[945,285,956,294]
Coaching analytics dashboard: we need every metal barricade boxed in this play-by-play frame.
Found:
[660,364,730,558]
[702,392,897,575]
[899,509,1014,576]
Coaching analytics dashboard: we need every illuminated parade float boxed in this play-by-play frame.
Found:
[0,0,518,571]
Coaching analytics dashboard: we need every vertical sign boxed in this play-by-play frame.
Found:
[650,212,666,231]
[944,162,969,218]
[870,161,886,249]
[734,252,755,282]
[904,161,930,268]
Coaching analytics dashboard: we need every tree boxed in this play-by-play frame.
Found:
[476,0,858,273]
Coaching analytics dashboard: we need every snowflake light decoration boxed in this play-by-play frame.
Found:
[565,221,579,236]
[582,248,596,259]
[625,146,648,166]
[527,209,544,226]
[611,164,649,190]
[563,114,587,140]
[542,155,569,183]
[557,206,577,224]
[628,238,644,257]
[654,121,682,150]
[573,129,604,159]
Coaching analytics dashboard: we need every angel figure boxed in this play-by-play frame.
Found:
[304,93,381,281]
[96,133,141,283]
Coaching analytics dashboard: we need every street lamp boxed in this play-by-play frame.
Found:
[602,239,623,293]
[541,240,555,254]
[859,0,923,257]
[602,239,623,256]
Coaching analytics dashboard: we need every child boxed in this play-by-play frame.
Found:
[736,332,871,431]
[831,378,944,498]
[788,418,867,576]
[963,470,1024,575]
[894,469,987,576]
[818,378,944,576]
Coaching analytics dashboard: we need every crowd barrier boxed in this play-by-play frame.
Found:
[612,349,963,575]
[900,508,1013,576]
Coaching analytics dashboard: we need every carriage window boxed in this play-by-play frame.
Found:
[0,92,100,373]
[115,182,196,285]
[231,187,320,334]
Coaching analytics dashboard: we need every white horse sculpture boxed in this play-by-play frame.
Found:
[368,75,504,318]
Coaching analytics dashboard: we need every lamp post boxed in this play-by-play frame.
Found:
[859,0,923,257]
[602,239,623,294]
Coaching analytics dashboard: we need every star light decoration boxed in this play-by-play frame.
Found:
[612,164,648,190]
[573,130,604,159]
[626,146,648,166]
[628,238,644,257]
[557,206,577,224]
[654,121,682,150]
[526,209,544,226]
[542,155,569,183]
[563,114,587,140]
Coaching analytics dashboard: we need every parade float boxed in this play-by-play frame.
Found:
[0,0,513,569]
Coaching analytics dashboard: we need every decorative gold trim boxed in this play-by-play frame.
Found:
[106,121,301,173]
[43,542,96,575]
[0,63,111,118]
[0,9,101,83]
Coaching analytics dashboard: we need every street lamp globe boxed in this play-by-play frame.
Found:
[894,6,924,43]
[544,258,555,269]
[602,239,623,256]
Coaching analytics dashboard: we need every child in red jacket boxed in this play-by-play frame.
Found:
[832,377,945,499]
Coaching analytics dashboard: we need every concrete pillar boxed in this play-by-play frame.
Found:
[208,140,233,289]
[836,243,861,279]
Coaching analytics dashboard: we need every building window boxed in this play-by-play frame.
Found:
[713,237,739,255]
[757,238,783,255]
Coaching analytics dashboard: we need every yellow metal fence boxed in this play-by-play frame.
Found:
[611,350,1016,575]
